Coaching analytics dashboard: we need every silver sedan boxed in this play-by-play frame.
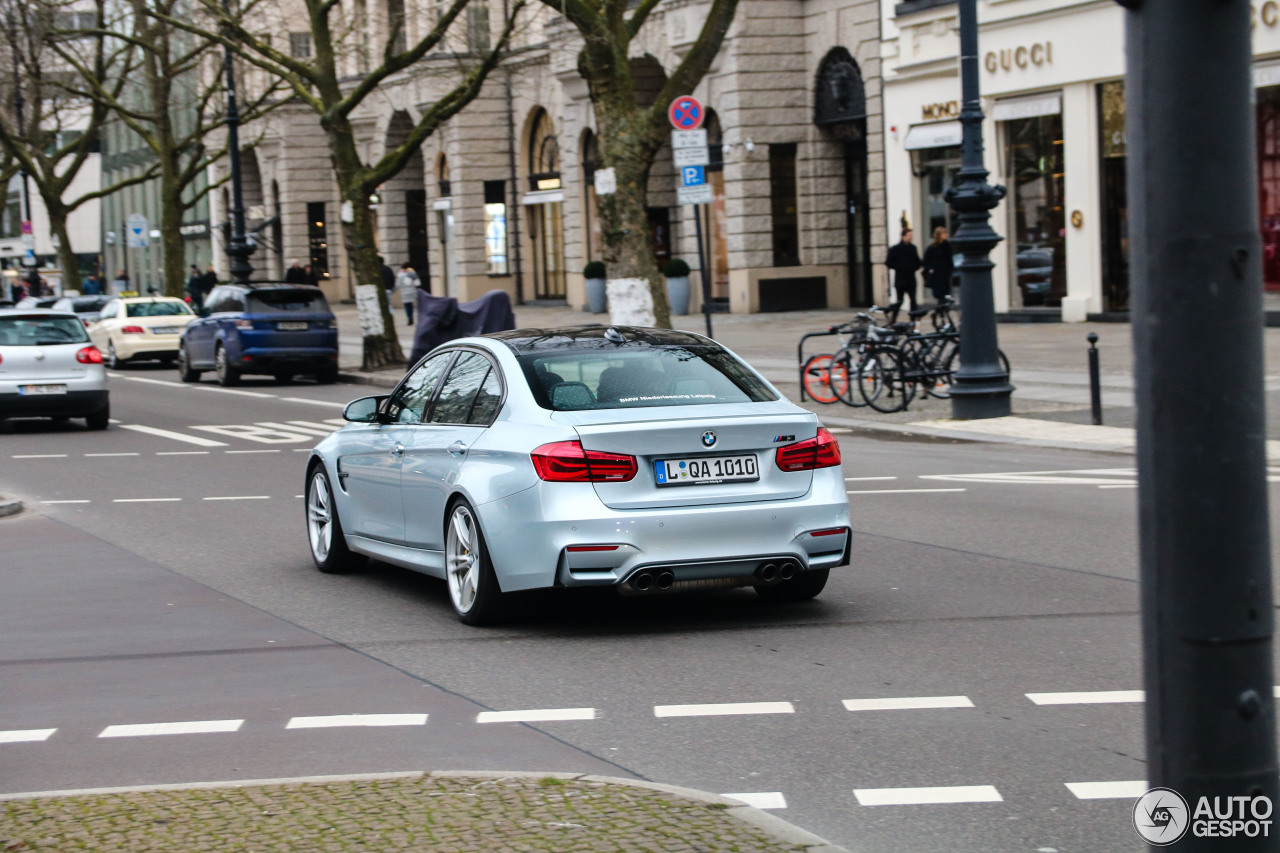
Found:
[304,326,851,625]
[0,309,109,428]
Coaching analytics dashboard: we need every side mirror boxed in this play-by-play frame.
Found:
[343,395,388,423]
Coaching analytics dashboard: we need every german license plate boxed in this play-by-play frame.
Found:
[19,384,67,395]
[277,321,308,331]
[654,454,758,487]
[152,326,180,334]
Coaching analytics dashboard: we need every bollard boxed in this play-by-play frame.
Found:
[1087,332,1102,426]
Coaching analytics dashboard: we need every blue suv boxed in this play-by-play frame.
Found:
[178,283,339,385]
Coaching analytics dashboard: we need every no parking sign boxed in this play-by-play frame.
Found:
[668,95,704,130]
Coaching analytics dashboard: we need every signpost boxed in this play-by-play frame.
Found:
[125,213,148,249]
[669,103,713,337]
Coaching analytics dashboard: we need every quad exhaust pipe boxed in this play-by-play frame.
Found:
[755,560,799,584]
[623,561,800,594]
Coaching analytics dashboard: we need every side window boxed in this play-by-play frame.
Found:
[467,367,502,425]
[224,290,247,313]
[205,288,225,313]
[100,301,118,319]
[387,353,452,424]
[429,352,491,425]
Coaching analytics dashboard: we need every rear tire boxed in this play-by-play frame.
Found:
[85,402,110,431]
[306,465,364,574]
[177,345,201,383]
[272,372,293,384]
[315,366,338,385]
[215,344,240,386]
[444,499,507,626]
[107,340,126,370]
[756,568,829,603]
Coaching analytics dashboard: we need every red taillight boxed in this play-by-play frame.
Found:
[809,527,847,537]
[121,325,145,335]
[566,545,621,552]
[775,428,842,472]
[531,441,637,482]
[235,319,254,329]
[76,345,103,364]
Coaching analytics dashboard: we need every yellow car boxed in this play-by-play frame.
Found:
[88,296,197,369]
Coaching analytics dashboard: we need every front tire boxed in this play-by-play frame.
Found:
[177,344,202,383]
[306,465,364,574]
[756,568,829,603]
[215,344,241,386]
[444,499,506,626]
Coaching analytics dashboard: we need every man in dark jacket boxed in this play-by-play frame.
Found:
[200,265,218,296]
[379,256,395,292]
[284,259,309,284]
[185,264,205,310]
[885,228,922,315]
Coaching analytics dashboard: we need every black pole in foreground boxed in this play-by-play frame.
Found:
[222,0,254,285]
[1125,1,1278,845]
[694,204,713,339]
[1087,333,1102,426]
[945,0,1012,419]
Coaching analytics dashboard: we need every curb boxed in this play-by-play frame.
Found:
[0,496,23,518]
[0,770,849,852]
[337,370,403,388]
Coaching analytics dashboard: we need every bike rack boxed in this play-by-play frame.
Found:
[796,327,843,403]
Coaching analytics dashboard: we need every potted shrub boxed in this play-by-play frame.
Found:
[663,258,691,315]
[583,260,607,314]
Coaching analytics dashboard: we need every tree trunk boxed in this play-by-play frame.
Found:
[44,201,82,294]
[159,164,187,298]
[595,156,669,329]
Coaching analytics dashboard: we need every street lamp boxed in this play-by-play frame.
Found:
[221,0,254,284]
[945,0,1013,419]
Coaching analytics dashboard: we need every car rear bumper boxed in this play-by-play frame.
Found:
[0,389,108,418]
[115,335,181,359]
[477,469,851,592]
[237,347,338,373]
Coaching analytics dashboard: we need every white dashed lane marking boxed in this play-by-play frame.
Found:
[99,720,244,738]
[1026,690,1145,705]
[1066,781,1148,800]
[286,715,428,729]
[723,792,787,809]
[842,696,974,712]
[845,476,897,482]
[83,453,139,457]
[12,454,67,459]
[846,488,966,495]
[0,729,56,743]
[854,785,1003,806]
[40,500,90,505]
[203,496,271,501]
[653,702,795,718]
[477,708,597,724]
[112,498,182,503]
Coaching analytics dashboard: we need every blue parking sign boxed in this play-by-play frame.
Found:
[681,166,706,187]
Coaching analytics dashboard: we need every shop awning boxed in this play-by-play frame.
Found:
[991,93,1062,122]
[903,121,963,150]
[521,189,565,205]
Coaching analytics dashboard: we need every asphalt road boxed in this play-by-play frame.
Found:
[2,364,1273,852]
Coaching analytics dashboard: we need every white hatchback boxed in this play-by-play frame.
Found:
[89,296,196,369]
[0,309,109,429]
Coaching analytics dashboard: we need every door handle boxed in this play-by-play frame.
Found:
[447,440,468,456]
[392,443,405,457]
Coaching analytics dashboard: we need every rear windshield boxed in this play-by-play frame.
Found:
[126,301,192,317]
[73,297,111,312]
[518,346,777,411]
[0,315,90,346]
[247,290,330,313]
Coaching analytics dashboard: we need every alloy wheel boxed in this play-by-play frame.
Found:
[307,472,333,563]
[446,505,479,614]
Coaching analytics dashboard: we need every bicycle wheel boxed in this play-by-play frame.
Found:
[833,348,867,408]
[802,354,845,404]
[858,347,915,413]
[922,336,960,399]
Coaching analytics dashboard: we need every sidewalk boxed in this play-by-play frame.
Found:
[332,301,1280,455]
[0,771,843,852]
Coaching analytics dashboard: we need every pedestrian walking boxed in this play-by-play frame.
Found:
[284,259,308,284]
[379,256,395,293]
[885,228,921,317]
[200,265,218,296]
[303,264,318,285]
[395,263,421,326]
[10,279,25,302]
[83,274,101,296]
[185,264,205,310]
[922,226,955,302]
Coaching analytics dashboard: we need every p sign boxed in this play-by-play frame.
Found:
[680,165,706,187]
[668,95,704,131]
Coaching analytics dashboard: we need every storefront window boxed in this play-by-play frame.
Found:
[483,180,508,276]
[1258,85,1280,291]
[917,145,961,240]
[1098,81,1129,311]
[1004,112,1066,308]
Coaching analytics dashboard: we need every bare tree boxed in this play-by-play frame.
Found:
[545,0,740,328]
[0,0,155,292]
[51,0,288,297]
[165,0,525,370]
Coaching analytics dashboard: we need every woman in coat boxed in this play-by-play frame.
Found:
[922,226,955,302]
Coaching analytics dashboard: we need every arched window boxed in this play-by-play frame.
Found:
[529,109,561,191]
[814,48,867,130]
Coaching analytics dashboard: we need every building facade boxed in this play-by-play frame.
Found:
[217,0,888,314]
[883,0,1280,320]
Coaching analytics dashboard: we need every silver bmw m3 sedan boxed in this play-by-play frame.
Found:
[305,326,851,625]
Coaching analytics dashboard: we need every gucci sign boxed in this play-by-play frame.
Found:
[984,42,1053,73]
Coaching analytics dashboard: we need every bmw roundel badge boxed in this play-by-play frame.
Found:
[701,430,717,448]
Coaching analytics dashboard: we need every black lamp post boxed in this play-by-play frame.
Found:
[221,0,254,284]
[945,0,1012,419]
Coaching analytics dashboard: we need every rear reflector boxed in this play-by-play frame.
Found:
[532,441,637,483]
[566,545,621,552]
[76,346,103,364]
[775,428,842,472]
[809,527,846,537]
